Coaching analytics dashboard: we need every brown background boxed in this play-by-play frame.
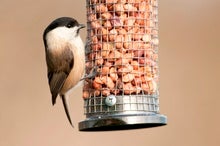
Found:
[0,0,220,146]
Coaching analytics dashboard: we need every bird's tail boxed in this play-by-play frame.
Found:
[61,94,73,127]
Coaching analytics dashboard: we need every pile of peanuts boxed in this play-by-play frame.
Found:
[83,0,159,99]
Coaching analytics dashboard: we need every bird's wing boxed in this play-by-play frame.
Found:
[46,45,74,105]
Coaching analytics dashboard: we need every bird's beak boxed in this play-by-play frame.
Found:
[78,24,86,30]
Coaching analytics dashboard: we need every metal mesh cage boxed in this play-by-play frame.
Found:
[79,0,167,131]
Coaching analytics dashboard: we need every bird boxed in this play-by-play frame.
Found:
[43,17,85,127]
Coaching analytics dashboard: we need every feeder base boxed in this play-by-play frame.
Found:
[79,113,167,131]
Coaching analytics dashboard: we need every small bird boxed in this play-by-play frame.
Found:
[43,17,85,127]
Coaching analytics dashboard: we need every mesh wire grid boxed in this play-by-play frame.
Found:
[83,0,159,117]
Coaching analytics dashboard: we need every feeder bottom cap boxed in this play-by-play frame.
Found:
[79,114,167,131]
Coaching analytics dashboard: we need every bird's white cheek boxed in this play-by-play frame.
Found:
[46,27,72,45]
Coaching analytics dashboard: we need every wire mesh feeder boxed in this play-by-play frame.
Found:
[79,0,167,131]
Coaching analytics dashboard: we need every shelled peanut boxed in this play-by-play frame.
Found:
[83,0,159,99]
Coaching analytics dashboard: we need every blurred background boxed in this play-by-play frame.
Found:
[0,0,220,146]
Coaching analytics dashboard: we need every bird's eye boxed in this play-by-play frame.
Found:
[66,23,73,28]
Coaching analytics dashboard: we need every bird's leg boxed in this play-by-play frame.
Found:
[80,66,98,81]
[85,39,92,55]
[81,40,99,81]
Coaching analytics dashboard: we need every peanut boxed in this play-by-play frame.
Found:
[102,88,111,96]
[101,12,112,20]
[93,90,101,96]
[141,83,149,94]
[102,42,112,58]
[91,21,101,29]
[93,81,102,89]
[115,58,129,66]
[115,35,124,49]
[148,80,157,93]
[110,16,123,27]
[96,4,108,13]
[109,29,118,41]
[103,20,112,30]
[118,64,133,74]
[109,67,118,81]
[122,73,134,82]
[102,76,115,89]
[83,91,90,99]
[101,66,110,75]
[131,60,139,70]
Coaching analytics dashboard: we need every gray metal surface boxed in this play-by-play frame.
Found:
[79,113,167,131]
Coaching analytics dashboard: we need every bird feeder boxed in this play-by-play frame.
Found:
[79,0,167,131]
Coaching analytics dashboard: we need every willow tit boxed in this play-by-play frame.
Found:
[43,17,85,127]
